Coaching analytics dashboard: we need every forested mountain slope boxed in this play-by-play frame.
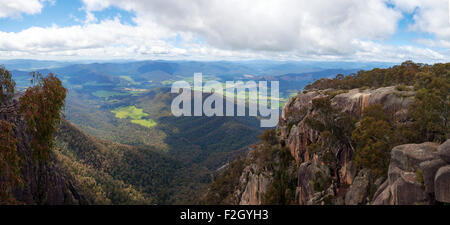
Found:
[1,67,262,204]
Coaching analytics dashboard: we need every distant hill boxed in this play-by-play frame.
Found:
[0,59,73,70]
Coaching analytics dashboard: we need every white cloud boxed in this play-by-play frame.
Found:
[81,0,402,54]
[0,17,180,59]
[0,0,448,62]
[389,0,450,46]
[0,0,48,18]
[352,40,445,62]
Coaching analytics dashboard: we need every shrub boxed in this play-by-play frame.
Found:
[352,105,394,178]
[259,129,278,146]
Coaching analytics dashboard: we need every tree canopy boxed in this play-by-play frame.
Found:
[19,72,67,161]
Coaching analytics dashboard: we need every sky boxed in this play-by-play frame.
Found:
[0,0,449,63]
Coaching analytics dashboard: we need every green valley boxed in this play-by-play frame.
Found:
[111,106,157,128]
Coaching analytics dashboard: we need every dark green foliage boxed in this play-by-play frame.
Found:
[263,147,297,205]
[159,114,261,170]
[361,104,389,122]
[352,104,395,178]
[307,143,321,155]
[407,72,449,143]
[312,171,332,193]
[305,61,424,91]
[56,119,208,204]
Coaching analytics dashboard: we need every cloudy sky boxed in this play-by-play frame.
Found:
[0,0,449,62]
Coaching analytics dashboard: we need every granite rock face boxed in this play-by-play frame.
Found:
[390,143,439,172]
[372,141,450,205]
[437,140,450,163]
[279,87,413,184]
[236,163,272,205]
[419,159,447,197]
[234,85,449,205]
[434,166,450,203]
[296,160,331,205]
[345,169,371,205]
[278,86,414,204]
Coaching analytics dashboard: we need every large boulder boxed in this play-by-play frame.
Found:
[372,141,450,205]
[419,159,447,196]
[390,142,439,172]
[437,140,450,163]
[390,172,427,205]
[434,165,450,203]
[345,169,371,205]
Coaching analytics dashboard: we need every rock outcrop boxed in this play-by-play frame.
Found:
[372,141,450,205]
[279,87,413,185]
[295,160,332,205]
[224,85,448,205]
[278,86,414,204]
[235,163,272,205]
[234,86,450,205]
[344,169,372,205]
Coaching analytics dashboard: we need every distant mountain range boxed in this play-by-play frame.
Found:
[7,60,383,101]
[2,59,394,74]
